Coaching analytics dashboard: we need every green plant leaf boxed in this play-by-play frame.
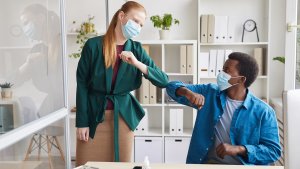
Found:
[273,56,285,64]
[163,13,172,30]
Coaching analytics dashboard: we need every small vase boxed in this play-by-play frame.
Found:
[1,88,12,99]
[159,29,170,40]
[84,23,94,34]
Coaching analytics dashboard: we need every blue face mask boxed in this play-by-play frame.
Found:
[121,19,141,39]
[217,71,243,91]
[22,21,42,40]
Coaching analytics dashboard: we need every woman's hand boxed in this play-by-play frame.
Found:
[119,51,139,66]
[120,51,148,75]
[77,127,89,142]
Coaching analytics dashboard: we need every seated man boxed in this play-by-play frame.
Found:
[166,52,281,165]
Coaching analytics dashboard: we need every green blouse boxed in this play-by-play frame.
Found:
[76,36,168,161]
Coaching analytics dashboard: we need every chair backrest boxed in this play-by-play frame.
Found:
[283,89,300,169]
[18,96,39,124]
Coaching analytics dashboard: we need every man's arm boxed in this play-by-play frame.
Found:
[215,109,281,164]
[166,81,206,109]
[242,109,282,164]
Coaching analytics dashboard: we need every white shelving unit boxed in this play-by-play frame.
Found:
[198,0,271,102]
[134,40,197,163]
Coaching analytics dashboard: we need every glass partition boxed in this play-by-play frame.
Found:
[0,0,65,132]
[296,0,300,89]
[0,119,67,169]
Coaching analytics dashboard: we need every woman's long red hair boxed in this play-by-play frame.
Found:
[103,1,146,68]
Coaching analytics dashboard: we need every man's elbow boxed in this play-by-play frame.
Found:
[267,146,282,164]
[273,146,282,163]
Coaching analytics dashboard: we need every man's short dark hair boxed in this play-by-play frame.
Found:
[228,52,259,88]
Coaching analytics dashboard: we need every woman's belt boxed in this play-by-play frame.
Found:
[100,93,129,162]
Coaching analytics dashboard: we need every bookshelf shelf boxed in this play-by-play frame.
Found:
[199,76,268,79]
[200,42,269,46]
[198,0,271,102]
[134,41,198,142]
[167,73,194,76]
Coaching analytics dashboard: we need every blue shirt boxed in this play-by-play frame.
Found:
[207,97,243,164]
[166,81,281,165]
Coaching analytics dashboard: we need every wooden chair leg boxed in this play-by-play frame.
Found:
[46,135,53,169]
[38,135,42,161]
[54,136,65,162]
[24,135,34,161]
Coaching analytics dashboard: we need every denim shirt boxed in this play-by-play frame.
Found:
[166,81,281,165]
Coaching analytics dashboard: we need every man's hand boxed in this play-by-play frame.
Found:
[77,127,89,142]
[216,143,247,159]
[185,90,205,109]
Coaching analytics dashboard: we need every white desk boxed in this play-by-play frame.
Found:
[84,162,284,169]
[0,161,42,169]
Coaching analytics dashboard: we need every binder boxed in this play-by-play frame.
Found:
[227,17,238,43]
[135,108,149,134]
[139,77,150,104]
[180,45,187,74]
[207,15,215,43]
[254,48,265,75]
[176,109,183,134]
[214,16,228,43]
[149,83,157,104]
[200,15,208,43]
[142,45,150,55]
[186,45,194,74]
[224,50,233,62]
[216,50,225,76]
[169,109,177,135]
[208,50,217,77]
[199,52,209,77]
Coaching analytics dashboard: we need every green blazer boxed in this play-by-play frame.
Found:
[76,36,168,161]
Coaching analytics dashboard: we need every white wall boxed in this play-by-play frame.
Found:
[268,0,286,98]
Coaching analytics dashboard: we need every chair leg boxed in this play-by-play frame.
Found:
[54,136,65,162]
[24,135,34,161]
[46,135,53,169]
[38,134,42,161]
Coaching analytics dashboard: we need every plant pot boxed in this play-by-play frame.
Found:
[1,88,12,99]
[159,30,170,40]
[84,23,94,34]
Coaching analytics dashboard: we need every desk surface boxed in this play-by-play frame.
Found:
[85,162,284,169]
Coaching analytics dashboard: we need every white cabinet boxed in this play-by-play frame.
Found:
[134,137,163,163]
[164,137,191,163]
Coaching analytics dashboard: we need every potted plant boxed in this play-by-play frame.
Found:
[0,82,13,99]
[150,14,179,40]
[69,15,98,58]
[83,15,95,34]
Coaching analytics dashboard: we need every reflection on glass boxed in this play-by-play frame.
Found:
[0,119,66,169]
[297,0,300,89]
[0,1,64,132]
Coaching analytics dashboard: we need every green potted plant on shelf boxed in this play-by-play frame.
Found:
[0,82,13,99]
[150,13,179,40]
[69,15,98,58]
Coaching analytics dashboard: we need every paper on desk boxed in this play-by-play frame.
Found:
[74,165,99,169]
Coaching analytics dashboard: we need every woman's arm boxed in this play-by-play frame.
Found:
[119,43,168,88]
[166,81,205,109]
[119,51,148,75]
[76,40,92,141]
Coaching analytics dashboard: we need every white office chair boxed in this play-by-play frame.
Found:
[283,89,300,169]
[19,96,65,169]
